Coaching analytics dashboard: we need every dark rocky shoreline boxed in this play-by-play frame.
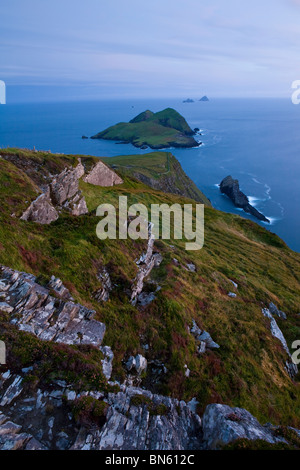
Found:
[220,175,270,223]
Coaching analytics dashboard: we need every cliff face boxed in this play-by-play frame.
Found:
[102,152,211,205]
[220,175,270,223]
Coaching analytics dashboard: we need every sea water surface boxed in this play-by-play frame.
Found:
[0,98,299,251]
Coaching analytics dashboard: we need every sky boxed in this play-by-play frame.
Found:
[1,0,300,102]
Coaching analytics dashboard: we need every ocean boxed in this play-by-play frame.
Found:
[0,98,299,252]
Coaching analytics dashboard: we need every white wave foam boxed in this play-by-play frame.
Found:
[262,216,281,226]
[264,184,271,200]
[248,196,263,207]
[252,178,262,185]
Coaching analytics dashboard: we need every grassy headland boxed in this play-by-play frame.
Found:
[91,108,200,149]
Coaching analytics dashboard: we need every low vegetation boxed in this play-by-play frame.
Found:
[0,148,299,428]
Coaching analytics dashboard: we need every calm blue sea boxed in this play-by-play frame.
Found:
[0,98,299,252]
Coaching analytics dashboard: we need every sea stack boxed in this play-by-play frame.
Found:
[220,175,270,223]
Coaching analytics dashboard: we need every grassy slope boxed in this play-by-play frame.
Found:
[91,108,198,149]
[0,149,299,427]
[101,152,211,205]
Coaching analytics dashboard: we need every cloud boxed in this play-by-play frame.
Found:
[1,0,300,98]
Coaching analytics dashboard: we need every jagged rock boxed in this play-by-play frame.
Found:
[47,275,73,300]
[269,302,287,320]
[0,302,14,313]
[198,331,220,349]
[126,354,147,374]
[50,168,79,205]
[21,165,88,223]
[286,361,298,379]
[262,308,289,354]
[71,386,202,450]
[64,193,88,216]
[83,161,123,186]
[75,159,85,179]
[20,188,59,224]
[0,420,22,435]
[262,308,298,378]
[190,319,202,338]
[220,175,270,223]
[0,375,23,406]
[0,265,107,369]
[131,223,160,306]
[94,267,112,302]
[191,320,220,350]
[100,346,114,380]
[0,412,45,450]
[202,404,287,449]
[198,342,206,354]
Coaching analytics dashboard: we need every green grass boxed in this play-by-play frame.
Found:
[0,149,299,427]
[91,108,198,149]
[100,152,211,205]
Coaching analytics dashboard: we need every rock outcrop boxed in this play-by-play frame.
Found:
[83,160,123,186]
[20,158,123,224]
[94,267,112,302]
[202,404,287,449]
[71,386,202,450]
[125,354,147,375]
[20,188,58,224]
[269,302,287,320]
[0,265,107,361]
[1,367,299,450]
[130,223,162,306]
[190,320,220,353]
[262,307,298,379]
[0,411,45,450]
[220,175,270,223]
[21,165,88,223]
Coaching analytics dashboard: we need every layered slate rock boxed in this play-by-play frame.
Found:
[202,404,287,449]
[130,223,162,306]
[262,307,298,378]
[0,265,106,350]
[220,175,270,223]
[20,188,58,224]
[71,386,202,450]
[0,412,44,450]
[83,160,123,186]
[50,166,88,216]
[50,168,80,205]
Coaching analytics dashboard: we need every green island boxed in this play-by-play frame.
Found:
[90,108,200,149]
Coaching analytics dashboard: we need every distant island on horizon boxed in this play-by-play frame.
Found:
[183,96,209,103]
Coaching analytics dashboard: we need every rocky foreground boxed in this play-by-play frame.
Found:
[0,264,299,450]
[0,149,299,450]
